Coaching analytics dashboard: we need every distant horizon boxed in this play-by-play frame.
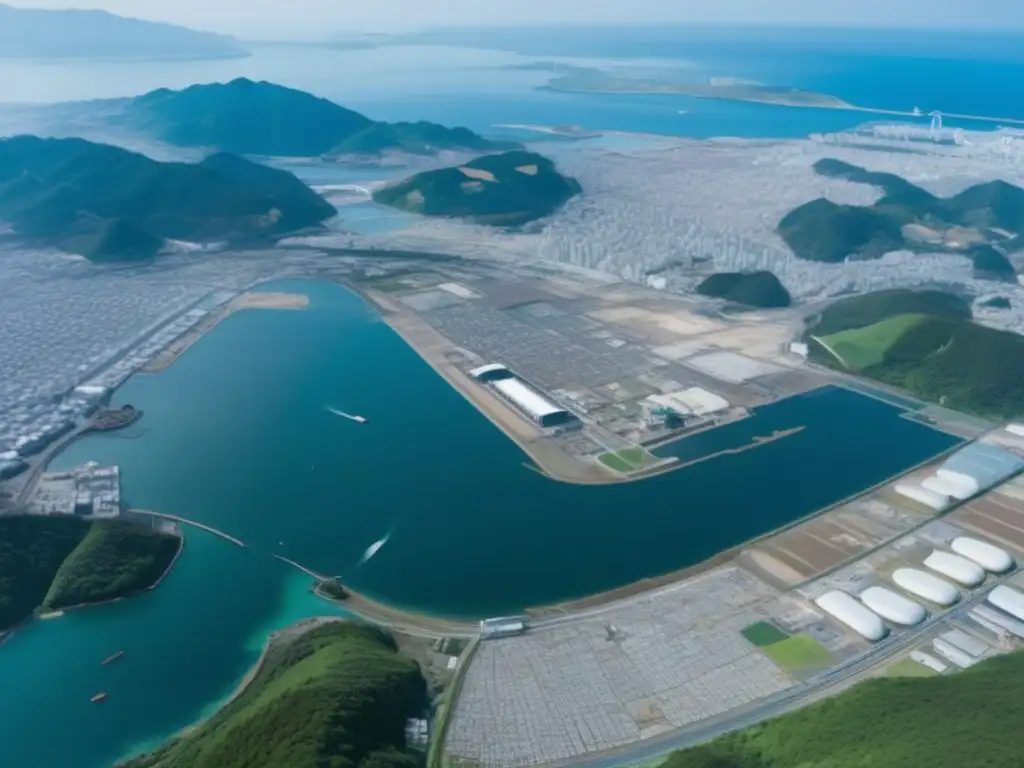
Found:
[6,0,1024,40]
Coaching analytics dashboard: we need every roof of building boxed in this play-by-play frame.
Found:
[859,586,927,626]
[470,363,509,378]
[893,482,950,511]
[492,377,565,420]
[892,568,961,607]
[940,442,1024,491]
[923,550,986,587]
[815,590,887,641]
[951,537,1015,574]
[988,585,1024,622]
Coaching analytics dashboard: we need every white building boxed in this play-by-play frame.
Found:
[987,585,1024,622]
[858,586,926,626]
[491,377,574,428]
[951,537,1014,573]
[641,387,729,421]
[479,616,527,640]
[923,551,986,587]
[814,590,887,641]
[892,568,960,607]
[893,482,950,512]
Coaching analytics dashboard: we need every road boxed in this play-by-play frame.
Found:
[561,584,1009,768]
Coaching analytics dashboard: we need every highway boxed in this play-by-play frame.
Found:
[561,583,1011,768]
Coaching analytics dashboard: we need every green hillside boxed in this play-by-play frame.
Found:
[778,159,1024,266]
[806,290,1024,418]
[123,622,426,768]
[664,649,1024,768]
[695,271,791,308]
[970,245,1017,281]
[105,80,513,158]
[373,150,581,225]
[43,520,180,610]
[0,515,180,630]
[331,121,521,156]
[0,135,335,260]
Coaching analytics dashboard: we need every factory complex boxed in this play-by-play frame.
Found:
[444,422,1024,767]
[27,462,121,518]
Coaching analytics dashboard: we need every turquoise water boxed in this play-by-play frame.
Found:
[331,202,424,235]
[0,280,959,767]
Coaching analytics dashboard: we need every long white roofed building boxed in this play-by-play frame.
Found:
[471,363,577,429]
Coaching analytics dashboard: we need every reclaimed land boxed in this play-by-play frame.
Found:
[0,515,181,634]
[663,649,1024,768]
[120,622,427,768]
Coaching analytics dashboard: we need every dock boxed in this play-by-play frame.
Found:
[272,554,327,581]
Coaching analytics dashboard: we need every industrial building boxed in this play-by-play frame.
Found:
[972,604,1024,639]
[640,388,730,424]
[814,590,887,641]
[479,616,528,640]
[987,585,1024,622]
[951,537,1014,573]
[893,482,950,512]
[858,586,926,626]
[932,637,977,669]
[470,364,577,429]
[892,568,960,607]
[923,551,986,587]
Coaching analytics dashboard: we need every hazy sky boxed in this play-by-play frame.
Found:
[9,0,1022,38]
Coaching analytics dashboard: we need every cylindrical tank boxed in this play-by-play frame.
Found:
[892,568,960,607]
[859,586,927,626]
[814,590,887,641]
[951,537,1014,574]
[923,551,986,587]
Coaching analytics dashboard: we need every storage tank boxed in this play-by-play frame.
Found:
[934,469,980,500]
[893,483,949,512]
[892,568,960,607]
[987,585,1024,622]
[921,475,964,499]
[858,586,927,626]
[951,537,1015,574]
[814,590,887,641]
[923,551,986,587]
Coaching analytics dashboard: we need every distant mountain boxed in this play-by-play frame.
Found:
[0,136,335,261]
[102,79,517,158]
[373,150,581,226]
[778,159,1024,270]
[0,3,247,60]
[695,271,791,309]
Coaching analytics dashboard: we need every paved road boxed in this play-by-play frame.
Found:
[561,585,1006,768]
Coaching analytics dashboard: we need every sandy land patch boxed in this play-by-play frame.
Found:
[515,164,539,175]
[458,167,497,182]
[231,291,309,311]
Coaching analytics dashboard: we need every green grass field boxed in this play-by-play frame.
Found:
[741,621,790,648]
[821,313,928,370]
[598,447,661,474]
[763,634,832,672]
[884,658,939,678]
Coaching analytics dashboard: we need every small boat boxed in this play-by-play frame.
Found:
[90,692,108,704]
[101,650,125,666]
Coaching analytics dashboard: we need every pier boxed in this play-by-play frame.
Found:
[271,554,326,580]
[128,510,247,548]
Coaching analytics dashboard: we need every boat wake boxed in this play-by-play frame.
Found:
[326,406,367,423]
[355,529,392,569]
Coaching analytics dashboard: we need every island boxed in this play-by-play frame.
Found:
[805,289,1024,418]
[778,159,1024,267]
[96,79,519,159]
[695,271,792,309]
[0,514,181,634]
[0,136,336,261]
[89,405,142,432]
[372,150,581,226]
[664,648,1023,768]
[0,3,247,60]
[121,622,427,768]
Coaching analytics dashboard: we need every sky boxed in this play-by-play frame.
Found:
[8,0,1023,38]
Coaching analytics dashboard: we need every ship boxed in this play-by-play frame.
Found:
[101,650,125,666]
[90,692,108,704]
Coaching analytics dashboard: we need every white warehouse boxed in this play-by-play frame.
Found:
[471,364,576,429]
[987,585,1024,622]
[894,482,950,512]
[892,568,960,607]
[859,586,927,626]
[815,590,887,641]
[951,537,1015,574]
[923,551,986,587]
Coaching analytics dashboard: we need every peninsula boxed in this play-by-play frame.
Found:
[0,136,336,261]
[0,514,181,634]
[373,150,581,225]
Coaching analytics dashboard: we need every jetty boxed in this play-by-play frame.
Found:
[129,510,247,548]
[272,554,326,581]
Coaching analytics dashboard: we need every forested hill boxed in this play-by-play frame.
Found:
[102,79,519,158]
[805,289,1024,418]
[0,136,335,261]
[664,649,1024,768]
[0,4,247,60]
[374,150,581,226]
[695,271,791,309]
[122,622,427,768]
[0,515,180,632]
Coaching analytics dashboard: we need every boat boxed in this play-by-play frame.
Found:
[354,415,368,424]
[101,650,124,666]
[90,692,108,704]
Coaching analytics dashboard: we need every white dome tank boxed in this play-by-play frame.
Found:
[892,568,960,607]
[859,586,927,626]
[951,537,1014,574]
[923,550,986,587]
